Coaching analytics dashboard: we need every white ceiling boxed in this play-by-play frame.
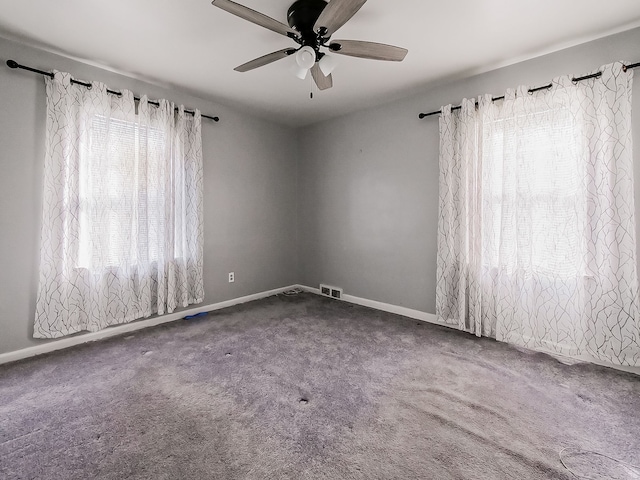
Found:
[1,0,640,126]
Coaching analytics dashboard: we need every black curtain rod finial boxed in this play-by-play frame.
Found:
[6,60,19,69]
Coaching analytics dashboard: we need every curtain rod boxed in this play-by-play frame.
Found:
[6,60,220,122]
[418,61,640,119]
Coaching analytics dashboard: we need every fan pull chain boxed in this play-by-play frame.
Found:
[309,71,314,99]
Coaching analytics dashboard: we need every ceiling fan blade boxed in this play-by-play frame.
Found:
[212,0,297,38]
[234,48,296,72]
[313,0,367,36]
[311,63,333,90]
[329,40,408,61]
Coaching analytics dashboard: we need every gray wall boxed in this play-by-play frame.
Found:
[298,27,640,315]
[0,36,299,355]
[2,27,640,357]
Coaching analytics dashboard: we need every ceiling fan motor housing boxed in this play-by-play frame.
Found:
[287,0,329,49]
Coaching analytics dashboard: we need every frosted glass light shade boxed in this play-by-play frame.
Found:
[319,54,338,76]
[293,65,309,80]
[295,46,316,70]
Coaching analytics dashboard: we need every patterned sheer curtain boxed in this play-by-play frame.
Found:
[34,71,204,338]
[436,62,640,366]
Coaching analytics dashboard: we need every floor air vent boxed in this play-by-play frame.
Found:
[320,284,343,300]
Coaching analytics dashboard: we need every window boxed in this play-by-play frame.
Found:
[481,105,584,277]
[77,115,167,270]
[35,73,204,338]
[436,63,639,365]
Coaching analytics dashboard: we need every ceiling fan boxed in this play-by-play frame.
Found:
[211,0,408,91]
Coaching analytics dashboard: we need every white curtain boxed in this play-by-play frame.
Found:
[34,71,204,338]
[437,62,640,366]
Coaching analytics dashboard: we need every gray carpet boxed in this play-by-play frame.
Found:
[1,292,639,479]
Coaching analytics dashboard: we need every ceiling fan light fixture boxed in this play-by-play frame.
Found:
[212,0,409,91]
[295,46,316,70]
[319,54,338,76]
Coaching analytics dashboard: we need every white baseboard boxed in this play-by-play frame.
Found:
[5,284,638,377]
[298,285,444,327]
[0,285,298,366]
[298,285,640,376]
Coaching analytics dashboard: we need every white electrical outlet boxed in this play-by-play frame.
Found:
[228,272,235,283]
